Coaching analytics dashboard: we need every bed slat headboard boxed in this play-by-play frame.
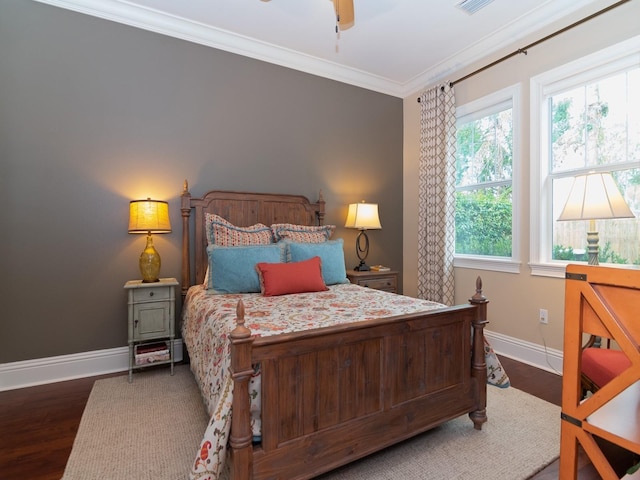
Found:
[180,180,326,296]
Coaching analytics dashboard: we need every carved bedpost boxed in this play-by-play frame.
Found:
[181,180,192,298]
[469,276,489,430]
[317,190,326,225]
[229,300,254,480]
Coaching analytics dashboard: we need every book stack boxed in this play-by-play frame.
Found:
[135,342,170,365]
[370,265,391,272]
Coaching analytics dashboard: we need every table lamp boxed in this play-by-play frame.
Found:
[345,201,382,271]
[128,198,172,282]
[557,172,634,265]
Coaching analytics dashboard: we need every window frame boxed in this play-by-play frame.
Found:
[530,35,640,278]
[454,84,522,274]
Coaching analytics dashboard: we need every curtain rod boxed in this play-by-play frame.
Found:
[417,0,630,103]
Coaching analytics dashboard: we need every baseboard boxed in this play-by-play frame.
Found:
[485,330,564,375]
[0,340,184,391]
[1,332,560,391]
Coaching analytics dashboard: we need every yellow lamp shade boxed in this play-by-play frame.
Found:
[128,199,172,233]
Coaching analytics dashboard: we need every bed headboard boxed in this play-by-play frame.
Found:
[180,180,326,296]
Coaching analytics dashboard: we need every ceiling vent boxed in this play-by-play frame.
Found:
[456,0,495,15]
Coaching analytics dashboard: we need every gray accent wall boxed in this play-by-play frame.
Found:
[0,1,403,363]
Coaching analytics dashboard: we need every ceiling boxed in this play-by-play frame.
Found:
[38,0,606,97]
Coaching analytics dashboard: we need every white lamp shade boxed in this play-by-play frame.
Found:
[128,199,172,233]
[558,172,634,221]
[345,202,382,230]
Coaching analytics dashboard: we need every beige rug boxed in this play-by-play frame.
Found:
[63,365,560,480]
[318,388,560,480]
[62,365,209,480]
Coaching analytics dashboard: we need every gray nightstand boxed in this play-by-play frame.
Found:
[124,277,178,382]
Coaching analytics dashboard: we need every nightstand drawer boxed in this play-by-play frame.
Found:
[356,275,397,291]
[132,286,172,302]
[346,270,399,294]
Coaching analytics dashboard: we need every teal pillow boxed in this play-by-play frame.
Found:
[285,239,349,286]
[207,244,285,294]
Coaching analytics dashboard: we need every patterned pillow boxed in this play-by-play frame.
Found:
[271,223,335,243]
[485,339,511,388]
[205,213,274,246]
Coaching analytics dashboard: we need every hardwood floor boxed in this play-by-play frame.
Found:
[0,372,120,480]
[497,356,636,480]
[0,356,633,479]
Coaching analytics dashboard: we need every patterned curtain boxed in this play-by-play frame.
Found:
[417,84,456,305]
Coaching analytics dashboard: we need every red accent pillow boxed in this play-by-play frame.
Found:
[256,257,328,296]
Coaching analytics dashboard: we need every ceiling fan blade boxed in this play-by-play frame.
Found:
[334,0,354,31]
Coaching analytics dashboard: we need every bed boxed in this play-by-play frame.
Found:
[180,182,495,480]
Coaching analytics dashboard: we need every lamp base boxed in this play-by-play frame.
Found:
[354,260,370,271]
[587,229,599,266]
[139,234,161,283]
[354,231,371,272]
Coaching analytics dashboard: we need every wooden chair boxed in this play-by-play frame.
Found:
[581,334,632,397]
[560,264,640,479]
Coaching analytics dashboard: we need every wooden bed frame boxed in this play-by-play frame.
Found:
[181,181,488,480]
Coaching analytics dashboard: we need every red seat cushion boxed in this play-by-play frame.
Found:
[582,348,631,388]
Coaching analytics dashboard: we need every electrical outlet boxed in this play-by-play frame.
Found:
[539,308,549,324]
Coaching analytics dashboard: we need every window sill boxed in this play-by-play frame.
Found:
[528,262,567,278]
[454,256,521,274]
[529,261,640,278]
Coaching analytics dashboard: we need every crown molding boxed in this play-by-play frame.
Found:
[35,0,600,98]
[34,0,407,97]
[403,0,599,94]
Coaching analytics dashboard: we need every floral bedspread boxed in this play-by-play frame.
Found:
[182,283,509,480]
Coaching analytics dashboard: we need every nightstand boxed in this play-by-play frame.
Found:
[346,270,398,294]
[124,277,178,382]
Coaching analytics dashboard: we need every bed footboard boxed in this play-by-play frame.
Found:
[229,278,488,480]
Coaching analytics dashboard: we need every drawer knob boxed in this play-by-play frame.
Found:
[149,291,154,297]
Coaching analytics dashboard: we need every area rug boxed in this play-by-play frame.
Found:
[318,387,561,480]
[62,365,560,480]
[61,365,209,480]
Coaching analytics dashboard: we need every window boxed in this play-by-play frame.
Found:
[531,36,640,277]
[454,85,521,273]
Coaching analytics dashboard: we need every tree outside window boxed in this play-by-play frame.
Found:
[550,67,640,265]
[455,104,514,258]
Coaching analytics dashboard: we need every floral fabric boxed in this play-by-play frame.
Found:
[182,283,508,480]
